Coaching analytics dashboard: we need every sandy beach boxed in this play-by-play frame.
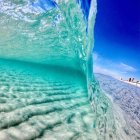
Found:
[122,80,140,87]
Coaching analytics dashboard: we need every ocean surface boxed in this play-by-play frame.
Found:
[0,0,138,140]
[95,73,140,140]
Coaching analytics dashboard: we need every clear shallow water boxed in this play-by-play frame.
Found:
[0,0,130,140]
[0,59,95,140]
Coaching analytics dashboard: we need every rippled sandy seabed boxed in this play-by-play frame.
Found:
[0,59,96,140]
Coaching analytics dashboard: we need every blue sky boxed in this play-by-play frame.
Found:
[93,0,140,80]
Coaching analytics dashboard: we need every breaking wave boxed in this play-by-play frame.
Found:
[0,0,132,139]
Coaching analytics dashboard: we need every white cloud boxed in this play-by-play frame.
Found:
[93,65,121,79]
[92,52,137,79]
[119,63,137,72]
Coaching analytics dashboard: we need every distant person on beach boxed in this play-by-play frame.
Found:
[132,78,134,82]
[129,78,131,82]
[136,81,139,86]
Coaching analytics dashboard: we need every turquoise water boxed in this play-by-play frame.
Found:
[0,59,96,139]
[0,0,125,140]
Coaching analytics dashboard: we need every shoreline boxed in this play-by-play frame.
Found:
[120,80,140,88]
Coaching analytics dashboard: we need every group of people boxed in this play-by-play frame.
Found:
[120,77,139,84]
[128,77,139,84]
[128,78,135,82]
